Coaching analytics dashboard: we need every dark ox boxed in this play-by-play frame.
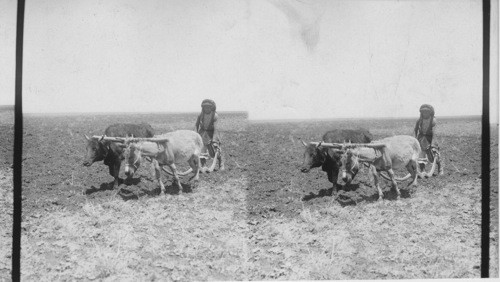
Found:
[300,128,373,187]
[83,123,155,189]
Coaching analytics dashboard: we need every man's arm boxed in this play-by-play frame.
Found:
[414,119,420,137]
[212,113,219,130]
[432,117,437,136]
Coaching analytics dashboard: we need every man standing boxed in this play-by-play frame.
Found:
[195,99,225,171]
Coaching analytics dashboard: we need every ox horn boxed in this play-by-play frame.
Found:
[301,140,308,147]
[84,134,90,141]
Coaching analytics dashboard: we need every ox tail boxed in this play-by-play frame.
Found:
[162,167,193,176]
[379,172,412,182]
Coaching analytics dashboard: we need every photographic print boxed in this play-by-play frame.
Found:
[0,0,498,280]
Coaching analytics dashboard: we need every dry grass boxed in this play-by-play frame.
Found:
[247,180,482,280]
[0,168,13,280]
[21,177,250,281]
[11,167,487,280]
[0,108,14,126]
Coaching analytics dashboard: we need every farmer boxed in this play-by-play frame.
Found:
[195,99,225,171]
[414,104,443,175]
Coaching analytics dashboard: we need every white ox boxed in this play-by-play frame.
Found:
[332,135,437,201]
[122,130,204,194]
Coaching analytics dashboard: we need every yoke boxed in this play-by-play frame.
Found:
[309,141,386,149]
[91,135,170,143]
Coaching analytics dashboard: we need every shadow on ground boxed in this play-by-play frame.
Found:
[302,181,413,207]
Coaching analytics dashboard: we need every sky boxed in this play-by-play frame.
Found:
[0,0,498,122]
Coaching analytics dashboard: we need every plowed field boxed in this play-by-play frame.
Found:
[0,111,497,280]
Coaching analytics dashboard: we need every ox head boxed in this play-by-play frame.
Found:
[123,142,142,178]
[83,135,108,166]
[300,141,328,173]
[340,149,360,184]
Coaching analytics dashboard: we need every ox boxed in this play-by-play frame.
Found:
[300,128,373,187]
[123,130,203,194]
[340,135,437,201]
[83,123,155,190]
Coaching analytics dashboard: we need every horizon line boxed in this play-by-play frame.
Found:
[0,109,494,124]
[248,114,483,122]
[19,111,483,120]
[0,106,488,121]
[20,110,248,115]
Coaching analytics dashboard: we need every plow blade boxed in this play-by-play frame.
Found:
[199,151,219,173]
[162,166,193,176]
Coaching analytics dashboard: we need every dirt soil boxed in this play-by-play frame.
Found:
[0,112,497,280]
[0,107,14,279]
[245,117,497,279]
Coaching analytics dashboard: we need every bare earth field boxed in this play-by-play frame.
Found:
[0,107,14,279]
[246,117,497,279]
[0,111,498,280]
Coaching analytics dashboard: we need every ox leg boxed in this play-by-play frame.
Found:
[112,162,121,194]
[108,164,117,188]
[386,169,400,200]
[327,168,340,193]
[147,157,156,179]
[117,161,126,183]
[188,156,200,188]
[107,165,115,187]
[371,166,383,201]
[407,160,419,186]
[167,163,183,193]
[153,160,165,195]
[108,164,114,178]
[326,169,334,184]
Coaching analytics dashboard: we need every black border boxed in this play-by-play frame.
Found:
[481,0,491,278]
[10,0,494,280]
[12,0,24,281]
